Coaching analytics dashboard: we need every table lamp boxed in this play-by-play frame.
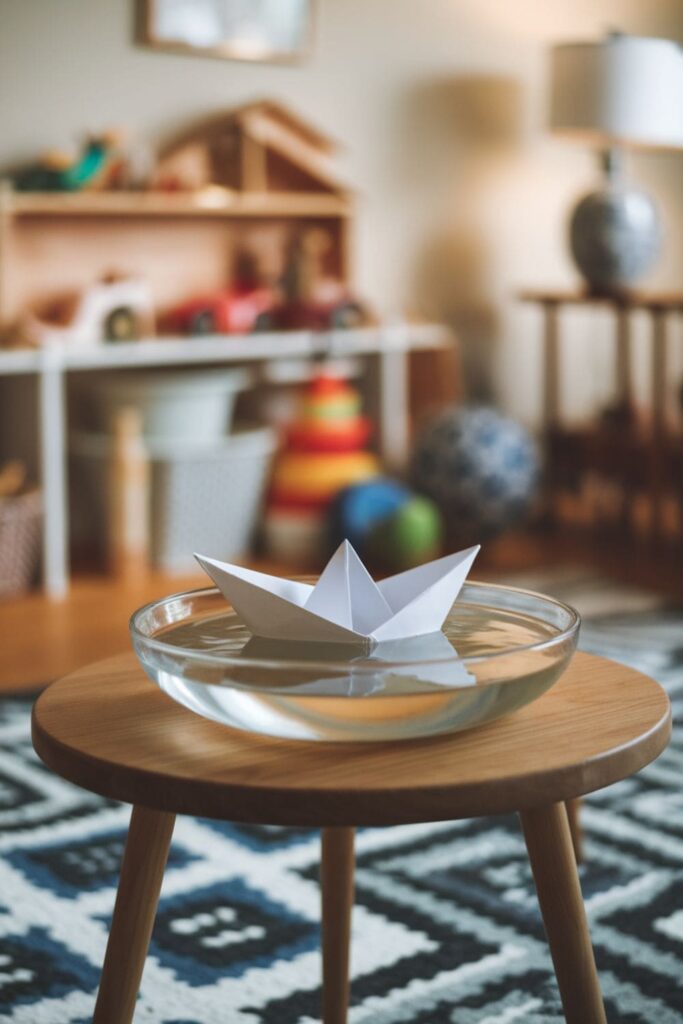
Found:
[549,32,683,294]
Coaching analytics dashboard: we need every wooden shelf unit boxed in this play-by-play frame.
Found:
[6,189,353,219]
[0,185,353,334]
[0,101,453,597]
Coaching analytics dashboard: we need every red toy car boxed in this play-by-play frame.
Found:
[166,285,275,336]
[257,295,367,332]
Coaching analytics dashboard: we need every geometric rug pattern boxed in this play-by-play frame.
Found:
[1,570,682,1022]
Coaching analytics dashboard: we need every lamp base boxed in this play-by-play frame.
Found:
[569,182,661,296]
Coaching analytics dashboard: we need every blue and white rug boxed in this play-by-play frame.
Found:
[1,571,682,1023]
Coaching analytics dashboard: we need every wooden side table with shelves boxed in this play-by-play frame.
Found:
[518,289,683,542]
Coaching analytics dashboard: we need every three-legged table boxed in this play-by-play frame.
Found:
[32,651,670,1023]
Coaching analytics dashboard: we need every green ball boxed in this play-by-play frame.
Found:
[368,495,442,570]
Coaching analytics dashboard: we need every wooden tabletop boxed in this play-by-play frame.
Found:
[32,652,670,827]
[518,288,683,311]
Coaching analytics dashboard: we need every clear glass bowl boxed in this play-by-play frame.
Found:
[130,581,580,743]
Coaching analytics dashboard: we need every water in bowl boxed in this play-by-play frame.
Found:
[134,591,577,742]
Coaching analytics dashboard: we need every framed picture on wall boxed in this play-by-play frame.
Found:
[140,0,316,64]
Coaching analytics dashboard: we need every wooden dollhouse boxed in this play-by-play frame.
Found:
[154,101,350,195]
[0,101,354,332]
[0,101,452,596]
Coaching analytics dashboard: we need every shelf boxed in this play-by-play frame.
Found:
[0,348,40,374]
[0,323,450,374]
[5,190,353,219]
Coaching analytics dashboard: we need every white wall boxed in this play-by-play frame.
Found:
[1,0,682,425]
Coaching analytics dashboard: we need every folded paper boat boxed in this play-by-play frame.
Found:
[195,540,479,646]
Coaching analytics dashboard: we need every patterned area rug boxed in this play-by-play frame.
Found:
[1,571,682,1023]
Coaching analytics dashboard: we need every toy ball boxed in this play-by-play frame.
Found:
[367,495,442,571]
[329,478,411,551]
[411,405,538,540]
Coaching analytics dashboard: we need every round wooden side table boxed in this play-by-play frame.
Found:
[32,651,671,1024]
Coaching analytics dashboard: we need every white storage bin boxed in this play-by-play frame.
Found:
[91,368,251,443]
[70,426,276,572]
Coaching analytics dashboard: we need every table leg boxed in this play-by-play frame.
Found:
[93,806,175,1024]
[565,797,584,864]
[321,826,355,1024]
[520,802,605,1024]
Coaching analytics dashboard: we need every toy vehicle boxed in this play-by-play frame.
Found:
[257,294,367,331]
[165,285,276,336]
[257,228,369,331]
[18,277,155,348]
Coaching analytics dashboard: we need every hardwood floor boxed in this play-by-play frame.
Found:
[1,530,680,693]
[1,569,204,692]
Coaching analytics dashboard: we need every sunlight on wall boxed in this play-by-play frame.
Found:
[1,0,681,426]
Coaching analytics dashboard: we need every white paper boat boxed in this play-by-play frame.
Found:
[195,540,480,646]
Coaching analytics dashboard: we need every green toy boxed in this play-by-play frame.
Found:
[367,495,443,571]
[14,135,117,192]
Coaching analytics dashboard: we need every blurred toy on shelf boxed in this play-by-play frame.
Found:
[263,372,380,565]
[163,252,276,336]
[165,231,369,338]
[366,494,442,571]
[16,275,155,348]
[330,477,443,572]
[13,131,128,192]
[165,284,275,335]
[152,100,349,194]
[330,477,410,551]
[0,460,42,598]
[412,405,539,544]
[260,228,369,331]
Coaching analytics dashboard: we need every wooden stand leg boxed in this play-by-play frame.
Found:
[541,300,560,528]
[650,307,667,546]
[520,802,606,1024]
[321,827,355,1024]
[565,797,584,864]
[93,806,175,1024]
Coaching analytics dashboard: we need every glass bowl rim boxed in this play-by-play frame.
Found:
[129,580,581,675]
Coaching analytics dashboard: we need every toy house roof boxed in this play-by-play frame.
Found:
[159,100,349,195]
[233,100,339,155]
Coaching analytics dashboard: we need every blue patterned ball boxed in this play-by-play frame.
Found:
[411,406,539,539]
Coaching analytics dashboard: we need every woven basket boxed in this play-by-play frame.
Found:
[0,490,42,597]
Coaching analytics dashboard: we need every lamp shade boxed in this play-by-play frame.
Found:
[549,34,683,149]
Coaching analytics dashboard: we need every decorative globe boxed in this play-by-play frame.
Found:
[411,406,539,540]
